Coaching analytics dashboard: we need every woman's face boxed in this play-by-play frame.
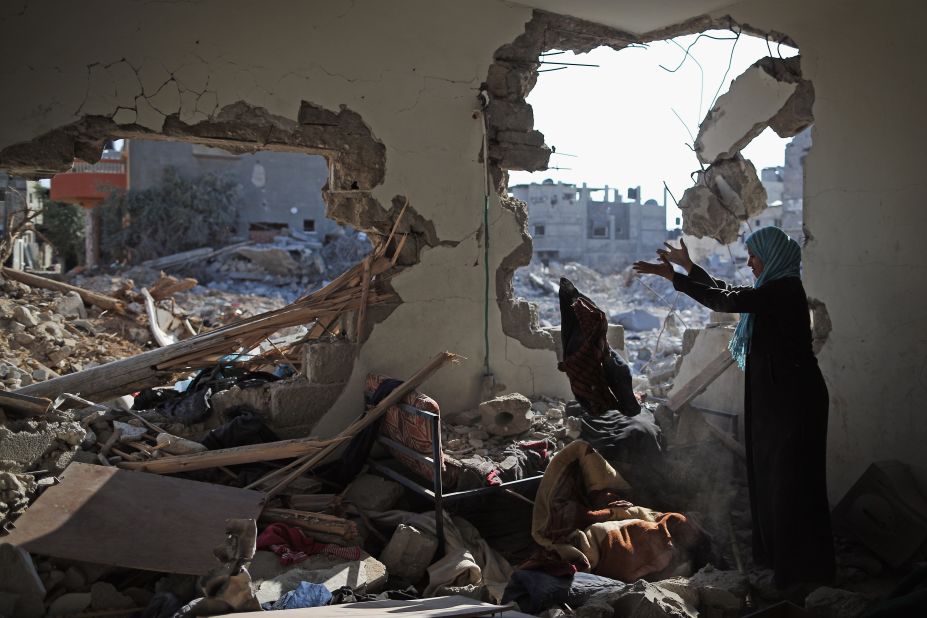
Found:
[747,248,765,278]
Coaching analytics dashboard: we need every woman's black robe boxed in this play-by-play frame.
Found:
[672,264,835,587]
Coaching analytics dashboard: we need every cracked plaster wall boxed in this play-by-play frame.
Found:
[0,0,577,436]
[715,0,927,501]
[1,1,924,502]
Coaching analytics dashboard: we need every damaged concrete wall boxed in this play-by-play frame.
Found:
[0,0,576,435]
[713,0,927,501]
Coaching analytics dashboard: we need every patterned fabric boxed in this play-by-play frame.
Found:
[558,297,621,415]
[367,373,460,490]
[729,226,803,369]
[257,523,362,566]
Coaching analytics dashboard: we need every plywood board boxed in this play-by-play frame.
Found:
[3,463,264,575]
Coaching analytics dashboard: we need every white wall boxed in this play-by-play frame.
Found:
[719,0,927,501]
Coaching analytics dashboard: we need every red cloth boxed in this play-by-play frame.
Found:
[257,523,361,566]
[558,297,622,415]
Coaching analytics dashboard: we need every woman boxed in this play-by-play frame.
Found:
[633,226,835,588]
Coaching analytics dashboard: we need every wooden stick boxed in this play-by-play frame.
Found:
[666,350,734,412]
[261,507,358,539]
[0,391,51,417]
[1,267,125,313]
[261,352,460,499]
[355,256,373,343]
[117,435,348,474]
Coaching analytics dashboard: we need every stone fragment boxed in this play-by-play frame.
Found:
[156,432,208,455]
[705,156,767,219]
[90,581,135,611]
[612,309,661,332]
[678,185,741,245]
[113,420,148,442]
[302,339,356,384]
[804,586,870,618]
[63,566,86,592]
[479,393,532,437]
[13,305,39,327]
[235,247,299,275]
[689,564,748,614]
[0,543,46,618]
[52,291,87,319]
[343,474,403,512]
[695,56,801,164]
[47,592,92,617]
[250,550,387,604]
[576,579,696,618]
[378,524,438,583]
[14,332,35,346]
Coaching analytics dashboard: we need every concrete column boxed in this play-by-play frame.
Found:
[84,205,100,268]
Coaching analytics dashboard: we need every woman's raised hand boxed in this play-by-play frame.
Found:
[632,255,675,281]
[656,238,693,272]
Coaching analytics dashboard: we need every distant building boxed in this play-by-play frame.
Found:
[125,139,334,239]
[751,127,810,242]
[1,172,51,269]
[509,179,667,271]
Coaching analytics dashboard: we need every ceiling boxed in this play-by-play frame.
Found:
[509,0,738,34]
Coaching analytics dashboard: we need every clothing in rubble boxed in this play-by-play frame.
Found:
[186,406,279,487]
[558,277,640,417]
[502,569,628,615]
[328,585,419,605]
[671,232,834,588]
[263,582,332,610]
[256,522,362,566]
[575,406,664,498]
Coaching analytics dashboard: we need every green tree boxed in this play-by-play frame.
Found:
[38,199,85,270]
[100,167,241,264]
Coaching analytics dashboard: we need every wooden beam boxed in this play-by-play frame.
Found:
[1,267,125,313]
[0,391,51,417]
[258,351,461,498]
[118,436,348,474]
[665,349,734,412]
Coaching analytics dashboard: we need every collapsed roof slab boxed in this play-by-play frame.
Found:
[695,56,809,165]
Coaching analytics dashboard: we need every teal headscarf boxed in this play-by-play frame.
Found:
[728,226,802,370]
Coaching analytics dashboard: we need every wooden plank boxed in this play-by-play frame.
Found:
[3,463,263,575]
[1,267,125,313]
[679,403,747,460]
[355,255,372,342]
[117,436,345,474]
[0,391,51,417]
[216,596,527,617]
[258,351,460,497]
[665,349,734,412]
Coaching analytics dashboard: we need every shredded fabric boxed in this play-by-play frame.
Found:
[256,523,361,565]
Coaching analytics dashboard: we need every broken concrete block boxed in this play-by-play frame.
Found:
[378,524,438,583]
[0,543,46,618]
[12,305,39,327]
[90,581,135,611]
[804,586,870,618]
[212,377,344,434]
[576,579,696,618]
[156,432,208,455]
[47,592,92,617]
[611,309,660,332]
[113,420,147,442]
[302,339,356,384]
[689,564,749,615]
[250,550,387,604]
[52,291,87,319]
[343,474,403,512]
[235,247,299,275]
[479,393,532,437]
[706,157,767,219]
[677,185,741,245]
[695,56,802,164]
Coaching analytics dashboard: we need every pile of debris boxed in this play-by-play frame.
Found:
[0,274,145,390]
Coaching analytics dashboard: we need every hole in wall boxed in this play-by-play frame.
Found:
[484,10,810,356]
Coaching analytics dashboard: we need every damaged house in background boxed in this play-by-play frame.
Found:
[0,1,925,617]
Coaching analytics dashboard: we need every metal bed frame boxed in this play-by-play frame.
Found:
[367,400,543,555]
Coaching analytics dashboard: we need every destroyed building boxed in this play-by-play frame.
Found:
[126,139,335,239]
[509,179,667,270]
[1,1,926,617]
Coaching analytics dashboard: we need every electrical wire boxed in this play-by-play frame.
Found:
[479,109,492,377]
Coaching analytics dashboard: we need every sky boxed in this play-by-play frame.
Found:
[508,30,799,229]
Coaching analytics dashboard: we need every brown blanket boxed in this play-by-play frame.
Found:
[528,440,702,581]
